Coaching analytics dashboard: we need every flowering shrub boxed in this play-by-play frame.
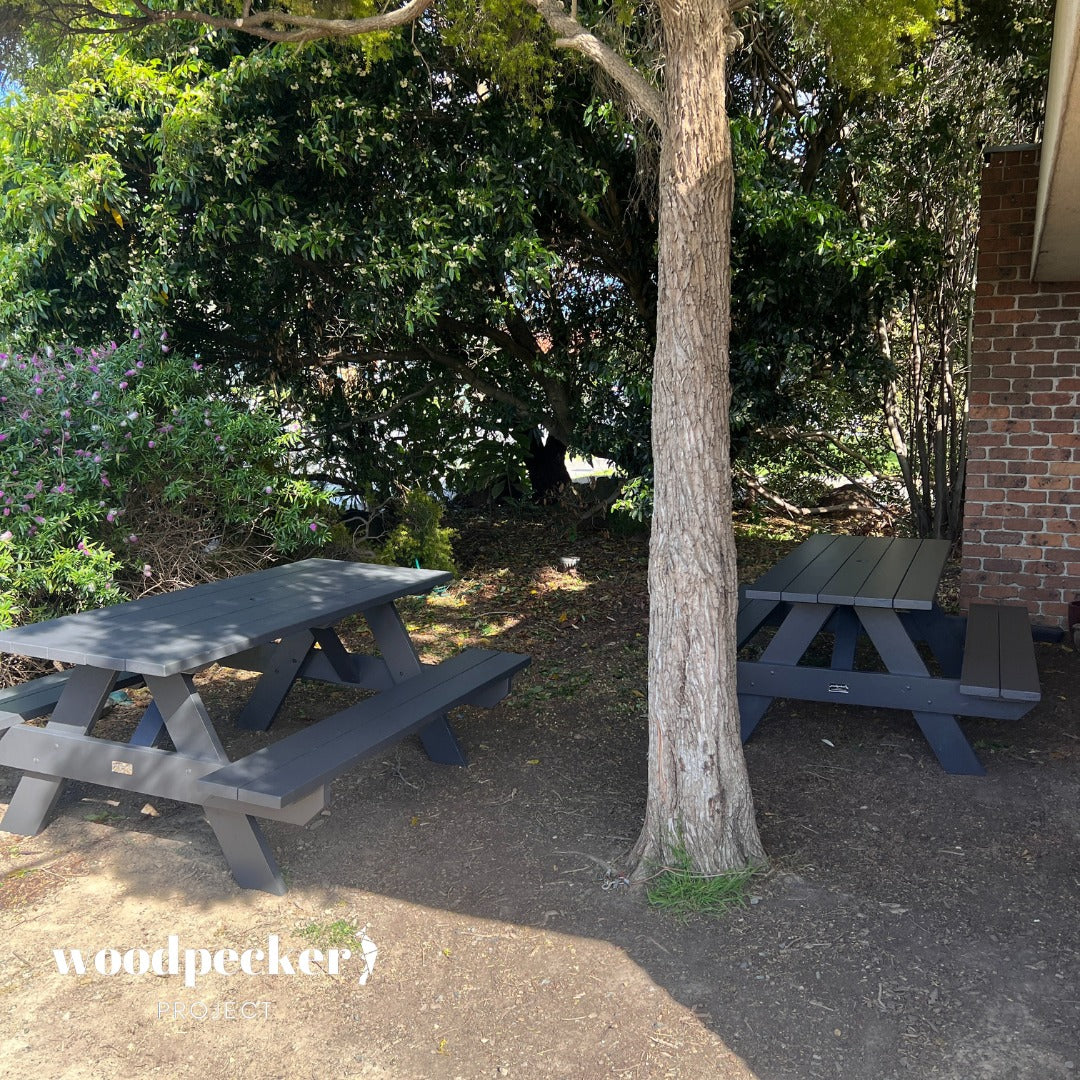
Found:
[0,337,332,639]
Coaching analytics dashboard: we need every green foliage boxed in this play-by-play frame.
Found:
[784,0,940,91]
[0,29,654,499]
[378,489,456,575]
[441,0,556,107]
[729,117,900,450]
[645,838,758,921]
[0,338,331,629]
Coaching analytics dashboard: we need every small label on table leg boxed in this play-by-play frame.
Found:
[111,760,134,775]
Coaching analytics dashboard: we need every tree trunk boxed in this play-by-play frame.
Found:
[525,430,572,502]
[630,0,765,875]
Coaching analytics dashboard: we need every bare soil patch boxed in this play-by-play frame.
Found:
[1,513,1078,1079]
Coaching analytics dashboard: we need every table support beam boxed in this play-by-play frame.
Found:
[0,666,117,836]
[235,631,316,731]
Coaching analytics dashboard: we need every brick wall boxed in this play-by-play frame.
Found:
[960,146,1080,627]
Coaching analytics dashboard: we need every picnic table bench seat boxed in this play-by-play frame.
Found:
[0,670,143,733]
[197,647,530,812]
[960,602,1041,703]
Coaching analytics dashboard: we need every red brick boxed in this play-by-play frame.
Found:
[1007,459,1047,474]
[1029,294,1063,308]
[997,250,1032,267]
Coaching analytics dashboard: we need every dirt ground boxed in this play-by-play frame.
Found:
[1,515,1078,1079]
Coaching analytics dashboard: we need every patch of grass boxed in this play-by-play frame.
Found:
[296,918,359,949]
[646,843,757,921]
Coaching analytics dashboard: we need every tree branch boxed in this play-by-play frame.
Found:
[528,0,663,129]
[44,0,435,42]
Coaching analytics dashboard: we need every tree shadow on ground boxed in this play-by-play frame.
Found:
[0,525,1077,1080]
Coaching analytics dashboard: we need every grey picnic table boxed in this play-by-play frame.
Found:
[736,534,1041,775]
[0,559,529,893]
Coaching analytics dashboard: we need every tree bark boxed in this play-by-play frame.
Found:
[630,0,765,875]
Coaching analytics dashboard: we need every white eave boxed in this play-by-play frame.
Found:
[1033,0,1080,282]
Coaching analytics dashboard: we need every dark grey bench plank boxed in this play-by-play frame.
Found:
[960,603,1041,702]
[199,648,530,809]
[0,560,451,676]
[997,605,1042,701]
[743,534,839,600]
[0,671,143,731]
[818,538,898,606]
[830,537,918,607]
[894,539,952,610]
[777,536,867,604]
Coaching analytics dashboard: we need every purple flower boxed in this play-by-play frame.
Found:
[132,328,141,339]
[106,510,117,523]
[119,381,128,390]
[309,522,319,532]
[192,362,202,371]
[147,440,156,448]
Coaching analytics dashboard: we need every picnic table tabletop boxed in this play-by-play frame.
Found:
[0,559,450,676]
[743,534,951,610]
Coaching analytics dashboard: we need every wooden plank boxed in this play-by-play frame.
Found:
[894,539,951,610]
[743,534,841,601]
[199,649,530,809]
[817,537,892,606]
[960,604,1004,698]
[840,538,920,608]
[0,725,221,802]
[996,604,1041,702]
[776,535,866,603]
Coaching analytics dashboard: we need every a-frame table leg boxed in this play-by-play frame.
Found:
[364,602,467,765]
[145,673,286,891]
[0,666,117,836]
